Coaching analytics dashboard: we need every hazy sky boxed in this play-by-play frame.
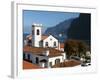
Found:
[23,10,80,34]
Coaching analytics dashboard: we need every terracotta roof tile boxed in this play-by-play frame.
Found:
[23,46,64,57]
[53,60,81,68]
[41,35,48,40]
[23,60,42,69]
[26,35,48,40]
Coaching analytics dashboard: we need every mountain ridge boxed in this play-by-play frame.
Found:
[44,18,75,42]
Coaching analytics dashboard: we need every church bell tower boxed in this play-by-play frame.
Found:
[32,23,42,47]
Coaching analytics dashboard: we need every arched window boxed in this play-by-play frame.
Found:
[45,42,48,47]
[54,41,56,47]
[37,29,40,35]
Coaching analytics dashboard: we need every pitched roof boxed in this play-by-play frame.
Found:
[26,34,48,40]
[26,34,58,42]
[23,46,64,57]
[26,34,32,40]
[41,35,48,40]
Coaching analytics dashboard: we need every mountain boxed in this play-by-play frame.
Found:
[44,19,74,42]
[67,13,91,45]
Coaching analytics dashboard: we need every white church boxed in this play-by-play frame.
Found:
[23,23,66,68]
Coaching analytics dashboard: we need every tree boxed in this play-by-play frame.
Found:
[64,40,89,59]
[64,40,79,59]
[78,41,88,57]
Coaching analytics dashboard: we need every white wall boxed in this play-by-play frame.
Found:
[43,35,58,48]
[24,52,48,63]
[0,0,100,80]
[32,26,42,47]
[31,54,48,64]
[61,52,66,60]
[48,56,64,66]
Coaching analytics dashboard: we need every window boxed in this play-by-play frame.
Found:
[55,59,60,64]
[36,57,39,64]
[45,42,48,47]
[37,29,40,35]
[50,38,52,41]
[49,62,52,67]
[27,54,30,60]
[23,53,25,59]
[54,41,56,47]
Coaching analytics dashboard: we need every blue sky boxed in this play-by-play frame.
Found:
[23,10,80,34]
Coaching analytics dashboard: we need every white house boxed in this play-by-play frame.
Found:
[23,46,66,68]
[23,23,66,68]
[41,35,59,48]
[31,23,60,48]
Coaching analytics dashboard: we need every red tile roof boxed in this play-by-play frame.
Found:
[23,46,64,57]
[23,60,42,69]
[26,35,48,40]
[41,35,48,40]
[53,60,81,68]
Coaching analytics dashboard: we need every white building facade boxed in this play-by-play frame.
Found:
[42,35,59,48]
[23,47,66,68]
[23,23,66,68]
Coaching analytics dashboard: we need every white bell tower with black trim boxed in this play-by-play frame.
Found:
[32,23,42,47]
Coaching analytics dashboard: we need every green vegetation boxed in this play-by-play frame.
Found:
[64,39,90,63]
